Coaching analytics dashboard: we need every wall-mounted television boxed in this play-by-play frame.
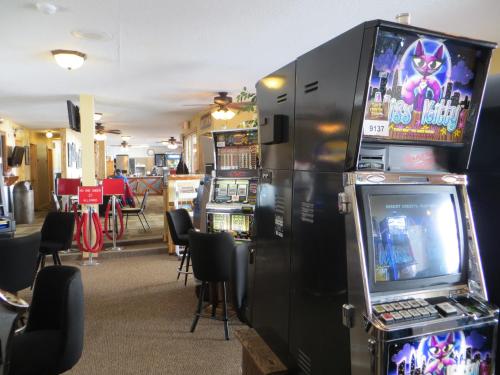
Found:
[8,146,25,167]
[67,100,81,132]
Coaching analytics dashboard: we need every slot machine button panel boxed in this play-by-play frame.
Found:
[425,305,439,316]
[408,309,421,318]
[390,302,402,310]
[417,307,430,316]
[416,298,429,307]
[391,311,404,321]
[373,305,386,315]
[381,304,394,312]
[380,313,394,324]
[399,301,412,309]
[399,310,412,320]
[409,300,421,308]
[436,302,458,316]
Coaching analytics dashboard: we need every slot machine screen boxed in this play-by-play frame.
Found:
[360,185,466,292]
[214,179,250,203]
[362,28,488,144]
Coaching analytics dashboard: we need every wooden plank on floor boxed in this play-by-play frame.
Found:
[235,328,288,375]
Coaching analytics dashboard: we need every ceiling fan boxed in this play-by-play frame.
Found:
[111,140,148,149]
[183,92,255,119]
[95,122,121,136]
[157,137,182,150]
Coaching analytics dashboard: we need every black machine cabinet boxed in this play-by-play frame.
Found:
[251,169,293,363]
[251,62,297,362]
[252,19,497,375]
[290,171,350,374]
[469,106,500,363]
[257,62,296,170]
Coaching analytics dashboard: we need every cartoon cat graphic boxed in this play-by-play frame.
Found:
[402,40,444,114]
[425,333,456,375]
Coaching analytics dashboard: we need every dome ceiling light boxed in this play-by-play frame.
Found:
[71,29,112,41]
[211,107,235,120]
[36,2,59,15]
[51,49,87,70]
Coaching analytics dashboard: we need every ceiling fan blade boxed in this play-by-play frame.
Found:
[228,102,255,109]
[105,129,122,134]
[182,103,212,107]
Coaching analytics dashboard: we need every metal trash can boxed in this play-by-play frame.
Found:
[13,181,34,224]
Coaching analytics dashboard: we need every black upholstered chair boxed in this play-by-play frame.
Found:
[51,192,61,212]
[122,189,150,231]
[188,231,235,340]
[9,266,84,375]
[37,212,75,271]
[0,232,41,293]
[166,209,194,286]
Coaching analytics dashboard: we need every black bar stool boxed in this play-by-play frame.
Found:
[188,230,234,340]
[166,208,194,286]
[37,212,75,271]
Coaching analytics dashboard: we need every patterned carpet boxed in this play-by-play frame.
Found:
[23,254,244,375]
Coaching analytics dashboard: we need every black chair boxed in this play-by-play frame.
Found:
[122,189,151,231]
[0,233,41,293]
[36,212,75,271]
[188,231,234,340]
[9,266,84,375]
[166,209,194,286]
[51,192,61,212]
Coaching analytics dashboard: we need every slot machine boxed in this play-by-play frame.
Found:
[205,129,259,241]
[252,19,497,374]
[205,128,259,322]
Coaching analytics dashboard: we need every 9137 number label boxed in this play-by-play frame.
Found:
[363,120,389,137]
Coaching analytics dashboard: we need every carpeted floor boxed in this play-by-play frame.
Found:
[26,254,244,374]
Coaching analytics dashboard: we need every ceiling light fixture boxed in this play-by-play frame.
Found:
[94,113,103,121]
[36,2,58,15]
[51,49,87,70]
[147,149,155,156]
[212,108,235,121]
[46,131,54,139]
[71,30,112,41]
[167,143,178,150]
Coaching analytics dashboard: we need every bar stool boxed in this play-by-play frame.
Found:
[166,209,194,286]
[188,230,234,340]
[37,212,76,272]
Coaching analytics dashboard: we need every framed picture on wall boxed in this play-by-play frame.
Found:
[24,145,30,165]
[67,143,72,167]
[200,113,212,130]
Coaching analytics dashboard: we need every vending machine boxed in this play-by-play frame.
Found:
[205,129,259,241]
[252,19,497,374]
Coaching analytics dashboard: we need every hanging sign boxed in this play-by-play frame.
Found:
[78,186,103,205]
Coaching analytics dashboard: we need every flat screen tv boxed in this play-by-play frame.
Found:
[67,100,81,132]
[8,146,25,167]
[359,184,467,293]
